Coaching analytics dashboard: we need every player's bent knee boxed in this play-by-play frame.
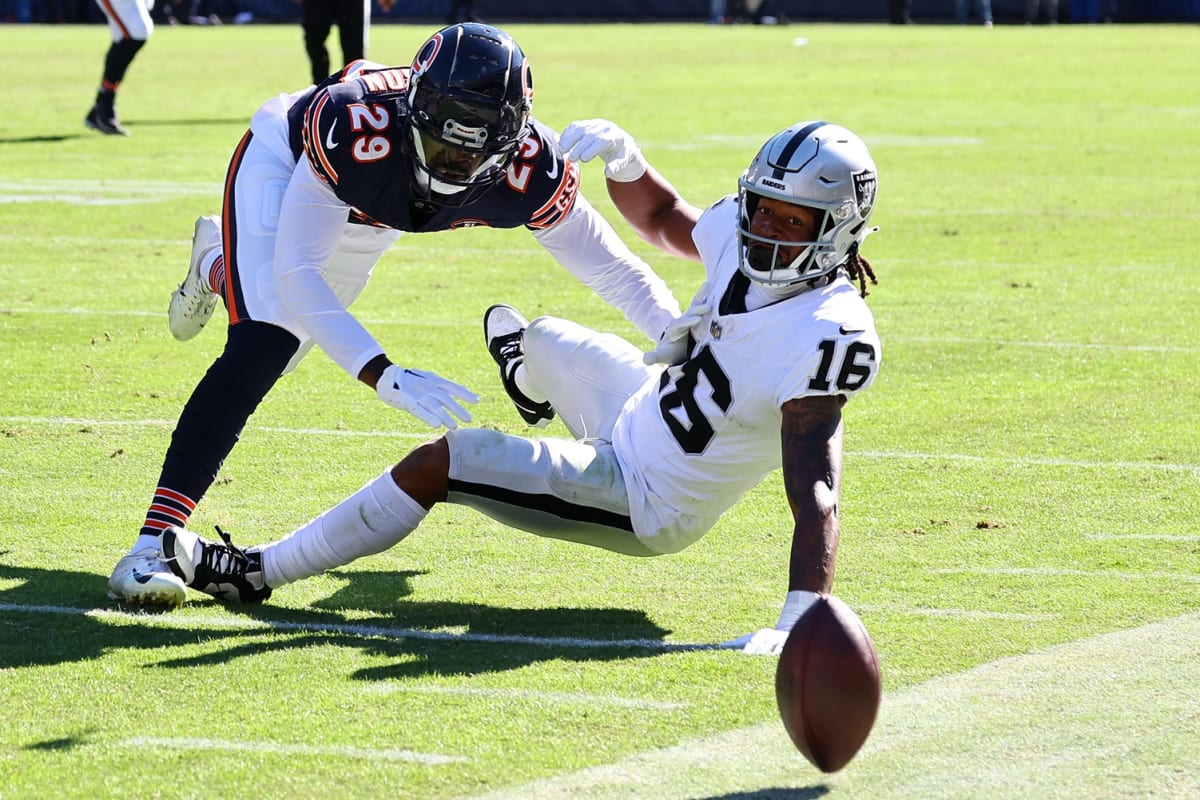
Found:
[522,315,561,356]
[391,438,450,509]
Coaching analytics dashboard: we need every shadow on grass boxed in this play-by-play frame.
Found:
[0,558,678,679]
[700,789,830,800]
[0,118,247,145]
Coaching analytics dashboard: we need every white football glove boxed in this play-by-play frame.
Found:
[719,590,821,656]
[559,119,647,182]
[376,365,478,430]
[644,286,710,367]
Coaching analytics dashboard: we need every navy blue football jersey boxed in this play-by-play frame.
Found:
[287,65,579,233]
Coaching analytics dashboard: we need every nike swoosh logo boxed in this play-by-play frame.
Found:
[839,325,865,335]
[325,119,339,150]
[132,570,155,585]
[545,158,559,180]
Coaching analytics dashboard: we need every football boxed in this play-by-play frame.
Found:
[775,594,881,772]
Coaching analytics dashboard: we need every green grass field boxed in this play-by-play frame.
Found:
[1,20,1198,799]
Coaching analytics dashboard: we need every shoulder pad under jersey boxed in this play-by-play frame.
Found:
[515,118,580,230]
[301,67,412,188]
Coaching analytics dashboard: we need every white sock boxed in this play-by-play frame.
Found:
[133,533,161,554]
[514,362,547,403]
[260,470,428,587]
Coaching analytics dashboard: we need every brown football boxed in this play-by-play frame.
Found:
[775,594,881,772]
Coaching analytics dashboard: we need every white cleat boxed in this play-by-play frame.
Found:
[168,214,221,341]
[107,548,187,607]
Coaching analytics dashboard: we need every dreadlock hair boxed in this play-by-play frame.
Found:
[843,243,877,298]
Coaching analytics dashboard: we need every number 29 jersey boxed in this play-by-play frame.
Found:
[610,197,882,552]
[286,62,579,232]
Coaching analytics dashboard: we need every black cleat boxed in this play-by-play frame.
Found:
[84,104,130,136]
[162,525,272,603]
[483,304,555,428]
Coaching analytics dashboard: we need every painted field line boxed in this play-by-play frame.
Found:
[854,604,1055,622]
[0,235,542,257]
[853,449,1199,474]
[933,566,1200,583]
[1085,533,1200,541]
[5,415,1197,473]
[0,307,465,326]
[659,134,984,150]
[0,416,433,440]
[8,307,1196,357]
[0,603,715,652]
[465,613,1200,800]
[117,736,464,765]
[0,194,177,206]
[367,684,684,712]
[0,599,1055,641]
[901,336,1200,354]
[0,179,220,194]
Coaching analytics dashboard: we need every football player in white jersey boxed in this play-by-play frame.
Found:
[158,119,882,655]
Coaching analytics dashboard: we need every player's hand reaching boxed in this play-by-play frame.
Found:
[559,119,647,182]
[719,590,821,655]
[376,365,478,429]
[644,285,710,366]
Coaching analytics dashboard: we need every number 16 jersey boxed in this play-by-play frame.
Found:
[610,197,882,552]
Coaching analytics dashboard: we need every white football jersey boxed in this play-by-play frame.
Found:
[611,197,881,553]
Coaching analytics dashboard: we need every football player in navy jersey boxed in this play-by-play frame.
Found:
[157,119,883,657]
[107,23,681,607]
[86,0,155,135]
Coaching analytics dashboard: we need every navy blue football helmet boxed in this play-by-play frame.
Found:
[406,23,533,204]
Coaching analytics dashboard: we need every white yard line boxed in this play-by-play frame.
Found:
[6,307,1197,356]
[1084,533,1200,541]
[117,736,465,764]
[367,684,684,712]
[464,613,1200,799]
[933,566,1200,583]
[853,605,1055,622]
[3,605,1197,795]
[851,449,1199,473]
[2,416,1198,474]
[0,179,220,194]
[903,336,1200,354]
[0,307,465,325]
[0,603,715,652]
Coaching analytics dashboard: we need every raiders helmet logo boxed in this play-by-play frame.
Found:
[852,169,877,216]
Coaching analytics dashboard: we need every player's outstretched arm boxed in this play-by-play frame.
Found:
[780,394,845,595]
[721,395,845,654]
[559,119,703,262]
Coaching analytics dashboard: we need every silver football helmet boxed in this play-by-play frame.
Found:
[737,122,878,289]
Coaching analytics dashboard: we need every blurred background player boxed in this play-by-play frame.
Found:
[158,119,884,657]
[301,0,396,86]
[87,0,155,135]
[446,0,479,23]
[106,24,681,607]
